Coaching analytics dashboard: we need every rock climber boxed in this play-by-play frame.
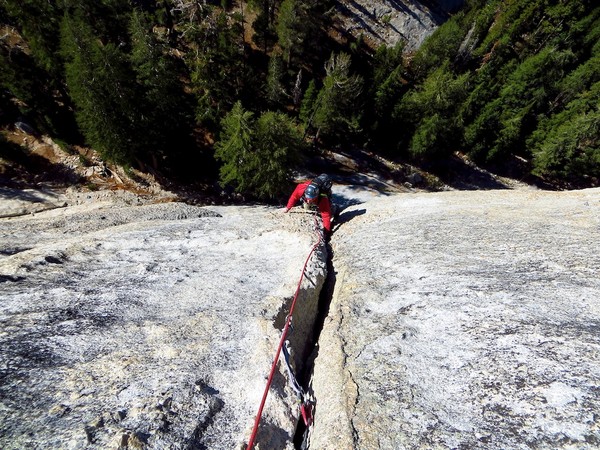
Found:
[284,174,334,233]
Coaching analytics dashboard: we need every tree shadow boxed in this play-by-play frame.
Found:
[333,1,385,42]
[330,192,366,233]
[387,0,425,24]
[0,137,83,189]
[0,186,50,202]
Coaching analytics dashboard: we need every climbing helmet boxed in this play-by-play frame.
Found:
[304,183,320,203]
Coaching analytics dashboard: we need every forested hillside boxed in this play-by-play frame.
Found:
[389,0,599,188]
[1,0,598,198]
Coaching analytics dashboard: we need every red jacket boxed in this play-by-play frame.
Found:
[286,181,332,232]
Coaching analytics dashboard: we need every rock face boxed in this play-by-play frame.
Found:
[0,192,327,449]
[3,186,600,449]
[334,0,465,51]
[310,187,600,449]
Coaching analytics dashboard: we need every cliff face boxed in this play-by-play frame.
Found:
[310,186,600,449]
[333,0,466,50]
[0,190,327,449]
[2,184,599,449]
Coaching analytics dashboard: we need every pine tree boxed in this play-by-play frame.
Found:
[275,0,326,69]
[189,8,246,127]
[276,0,299,66]
[299,79,318,128]
[129,9,193,167]
[531,79,600,184]
[394,62,468,160]
[252,110,304,198]
[1,0,76,135]
[61,9,140,164]
[1,0,62,78]
[266,53,286,106]
[311,53,363,142]
[214,101,255,193]
[215,102,303,199]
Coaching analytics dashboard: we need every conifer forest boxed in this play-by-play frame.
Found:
[1,0,598,198]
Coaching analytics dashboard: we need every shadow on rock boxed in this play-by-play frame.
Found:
[332,193,363,212]
[336,209,366,226]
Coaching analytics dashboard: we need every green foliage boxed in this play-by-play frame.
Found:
[299,79,318,127]
[410,18,465,79]
[129,10,193,164]
[1,0,62,77]
[469,47,575,162]
[188,9,246,126]
[276,0,327,69]
[394,62,468,159]
[252,111,304,198]
[61,9,140,164]
[410,114,450,160]
[215,102,303,199]
[276,0,300,65]
[378,0,599,185]
[266,54,286,106]
[214,101,255,192]
[530,81,600,183]
[0,1,77,135]
[310,53,363,142]
[371,42,406,117]
[3,0,598,190]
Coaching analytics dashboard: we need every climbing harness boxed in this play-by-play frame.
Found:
[246,217,323,449]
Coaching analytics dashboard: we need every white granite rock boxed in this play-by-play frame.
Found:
[3,185,599,449]
[334,0,465,51]
[311,187,600,449]
[0,196,327,449]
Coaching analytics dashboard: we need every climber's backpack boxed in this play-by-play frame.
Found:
[312,174,333,197]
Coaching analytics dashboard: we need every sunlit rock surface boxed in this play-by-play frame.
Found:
[3,185,600,449]
[0,192,327,449]
[334,0,465,50]
[311,187,600,449]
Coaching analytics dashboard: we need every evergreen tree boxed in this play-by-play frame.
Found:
[188,8,246,126]
[266,53,286,106]
[61,9,140,164]
[252,110,304,198]
[214,101,255,193]
[129,9,193,167]
[410,18,465,80]
[299,79,317,128]
[1,0,62,77]
[532,106,599,184]
[0,1,76,135]
[369,42,407,146]
[310,53,363,142]
[276,0,300,66]
[394,62,468,160]
[530,78,600,184]
[275,0,326,69]
[215,102,303,199]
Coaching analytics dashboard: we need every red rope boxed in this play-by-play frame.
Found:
[246,220,323,449]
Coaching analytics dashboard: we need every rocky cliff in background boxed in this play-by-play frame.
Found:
[334,0,465,50]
